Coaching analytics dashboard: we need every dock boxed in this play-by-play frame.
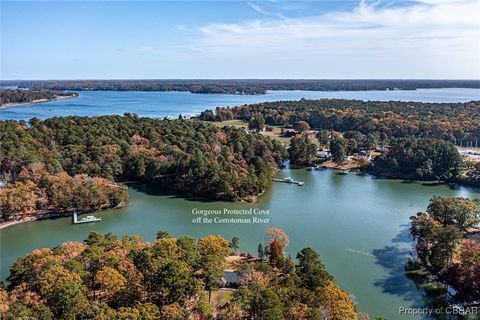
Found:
[273,177,304,186]
[72,212,101,224]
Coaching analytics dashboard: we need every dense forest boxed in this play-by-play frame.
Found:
[370,138,461,181]
[0,229,361,320]
[2,79,479,95]
[410,197,480,302]
[0,169,127,221]
[288,134,318,166]
[0,89,78,106]
[0,115,287,219]
[200,99,480,143]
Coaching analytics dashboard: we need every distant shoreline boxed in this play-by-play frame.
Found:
[2,79,479,95]
[0,94,78,110]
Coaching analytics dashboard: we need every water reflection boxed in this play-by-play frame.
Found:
[375,247,425,312]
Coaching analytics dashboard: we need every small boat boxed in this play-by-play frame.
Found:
[297,181,304,186]
[338,170,349,175]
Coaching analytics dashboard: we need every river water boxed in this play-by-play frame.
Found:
[1,88,479,121]
[1,88,479,319]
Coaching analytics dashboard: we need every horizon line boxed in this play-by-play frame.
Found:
[2,78,480,81]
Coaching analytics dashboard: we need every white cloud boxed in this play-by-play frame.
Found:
[192,0,480,78]
[247,2,271,15]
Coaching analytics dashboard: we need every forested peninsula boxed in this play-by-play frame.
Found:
[201,99,480,186]
[2,79,479,95]
[200,98,480,142]
[0,89,78,108]
[0,115,287,221]
[0,228,362,320]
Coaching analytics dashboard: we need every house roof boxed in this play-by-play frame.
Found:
[222,270,242,284]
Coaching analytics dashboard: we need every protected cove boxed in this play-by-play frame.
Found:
[1,168,478,319]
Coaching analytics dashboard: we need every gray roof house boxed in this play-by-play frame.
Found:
[221,270,243,289]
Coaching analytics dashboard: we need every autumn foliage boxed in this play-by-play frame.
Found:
[0,163,127,221]
[1,230,359,320]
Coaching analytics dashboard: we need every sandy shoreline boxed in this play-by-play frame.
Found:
[0,211,73,230]
[0,94,78,110]
[0,217,38,230]
[0,213,78,231]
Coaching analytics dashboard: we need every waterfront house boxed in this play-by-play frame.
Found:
[221,270,242,289]
[317,151,332,159]
[354,154,372,161]
[465,227,480,241]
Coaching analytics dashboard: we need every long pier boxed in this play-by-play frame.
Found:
[72,212,101,224]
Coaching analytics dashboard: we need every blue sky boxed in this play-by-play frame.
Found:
[1,0,479,79]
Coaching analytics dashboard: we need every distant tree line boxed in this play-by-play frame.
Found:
[0,228,360,320]
[200,99,480,142]
[2,79,479,95]
[0,115,287,219]
[1,81,267,95]
[0,89,78,106]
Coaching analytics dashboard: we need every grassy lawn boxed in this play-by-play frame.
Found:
[211,120,324,147]
[201,289,234,308]
[212,119,247,128]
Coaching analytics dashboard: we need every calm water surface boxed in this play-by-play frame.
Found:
[1,88,479,121]
[1,169,479,319]
[1,88,480,319]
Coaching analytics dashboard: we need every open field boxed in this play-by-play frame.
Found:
[213,120,303,146]
[212,119,248,128]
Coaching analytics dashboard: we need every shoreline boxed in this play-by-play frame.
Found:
[0,205,123,231]
[1,169,476,231]
[0,94,78,110]
[0,217,37,230]
[0,177,270,231]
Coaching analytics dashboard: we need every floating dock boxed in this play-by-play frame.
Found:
[272,177,304,186]
[73,212,101,224]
